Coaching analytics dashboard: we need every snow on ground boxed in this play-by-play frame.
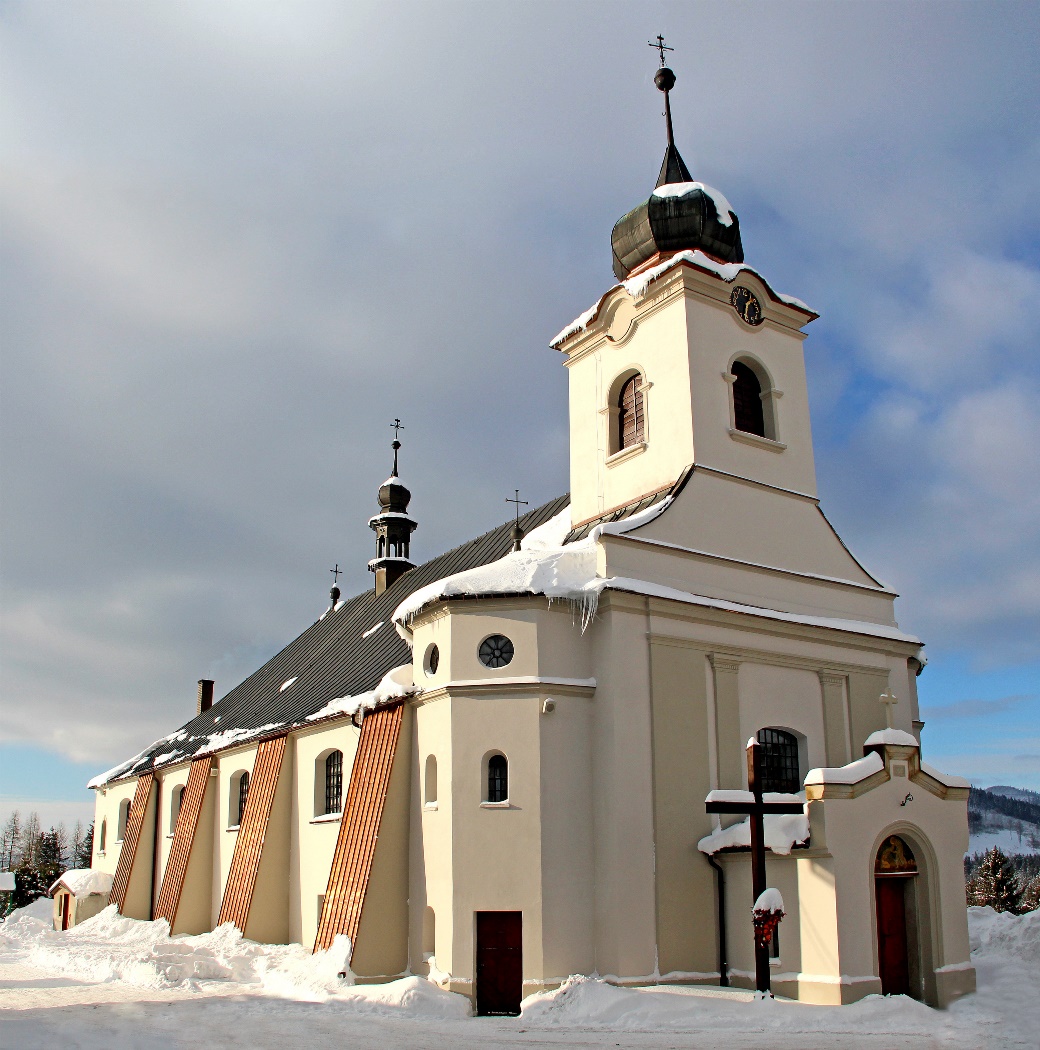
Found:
[0,903,1036,1049]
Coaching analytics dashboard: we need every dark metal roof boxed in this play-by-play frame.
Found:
[102,494,570,784]
[565,465,693,543]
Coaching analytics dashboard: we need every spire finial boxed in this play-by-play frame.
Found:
[329,563,341,608]
[390,418,404,477]
[506,488,529,552]
[649,35,678,149]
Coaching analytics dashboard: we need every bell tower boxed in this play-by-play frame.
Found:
[554,48,819,529]
[368,420,417,595]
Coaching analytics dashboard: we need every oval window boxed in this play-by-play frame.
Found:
[478,634,514,669]
[424,643,440,676]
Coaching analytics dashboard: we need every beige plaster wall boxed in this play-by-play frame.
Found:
[290,721,362,948]
[91,780,138,876]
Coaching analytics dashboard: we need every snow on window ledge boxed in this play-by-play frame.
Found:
[227,824,240,833]
[423,802,439,811]
[606,442,648,467]
[728,428,787,453]
[479,800,514,809]
[310,812,342,825]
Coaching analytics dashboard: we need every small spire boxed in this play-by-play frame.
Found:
[329,563,341,607]
[390,418,404,477]
[648,35,693,187]
[506,489,529,552]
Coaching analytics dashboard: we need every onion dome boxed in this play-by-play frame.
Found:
[610,64,743,281]
[377,471,412,514]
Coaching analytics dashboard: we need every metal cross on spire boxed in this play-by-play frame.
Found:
[390,418,404,476]
[649,33,674,67]
[506,489,529,552]
[329,563,341,585]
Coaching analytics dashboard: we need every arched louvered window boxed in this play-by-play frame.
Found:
[487,754,508,803]
[757,728,800,794]
[237,770,250,825]
[325,750,343,815]
[618,374,645,450]
[731,361,766,437]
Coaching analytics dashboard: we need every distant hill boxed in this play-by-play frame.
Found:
[968,786,1040,857]
[989,785,1040,806]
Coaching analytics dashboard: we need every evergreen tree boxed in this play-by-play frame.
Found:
[76,822,94,868]
[70,822,84,869]
[36,829,64,888]
[10,860,48,910]
[967,847,1024,913]
[20,812,41,867]
[1022,873,1040,913]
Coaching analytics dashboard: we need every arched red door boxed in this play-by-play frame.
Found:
[874,835,918,996]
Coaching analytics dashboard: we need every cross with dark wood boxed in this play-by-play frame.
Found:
[649,33,674,66]
[705,739,804,995]
[505,488,529,526]
[329,564,341,585]
[391,418,404,440]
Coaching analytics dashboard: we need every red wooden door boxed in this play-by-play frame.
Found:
[60,893,71,931]
[475,911,523,1016]
[875,877,910,995]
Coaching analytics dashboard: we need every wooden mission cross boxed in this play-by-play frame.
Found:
[705,739,804,995]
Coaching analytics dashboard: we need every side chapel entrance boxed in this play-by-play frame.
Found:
[874,835,919,997]
[475,911,523,1016]
[60,892,71,931]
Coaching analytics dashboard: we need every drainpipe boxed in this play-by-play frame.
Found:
[707,854,729,987]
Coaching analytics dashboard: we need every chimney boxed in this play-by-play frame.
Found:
[197,679,214,715]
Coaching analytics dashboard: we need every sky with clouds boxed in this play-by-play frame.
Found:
[2,1,1038,830]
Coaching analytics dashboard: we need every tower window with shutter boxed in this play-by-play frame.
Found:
[731,361,766,437]
[618,374,645,450]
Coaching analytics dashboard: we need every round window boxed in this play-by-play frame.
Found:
[478,634,514,669]
[424,643,440,677]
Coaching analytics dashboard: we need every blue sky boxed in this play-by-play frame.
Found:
[1,1,1038,829]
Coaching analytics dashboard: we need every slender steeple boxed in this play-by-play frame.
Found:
[610,38,743,281]
[368,419,418,595]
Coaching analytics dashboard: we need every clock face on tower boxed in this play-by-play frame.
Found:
[731,287,763,326]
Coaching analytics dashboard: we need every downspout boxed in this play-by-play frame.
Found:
[150,778,161,920]
[707,854,728,986]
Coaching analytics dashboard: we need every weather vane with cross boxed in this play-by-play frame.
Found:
[649,33,674,66]
[648,34,679,148]
[506,489,529,552]
[389,418,404,476]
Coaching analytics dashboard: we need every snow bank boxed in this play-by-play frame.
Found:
[0,904,469,1015]
[651,181,735,226]
[306,664,416,722]
[968,906,1040,971]
[49,869,113,898]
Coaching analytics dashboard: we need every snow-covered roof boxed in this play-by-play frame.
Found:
[551,249,815,348]
[49,869,114,898]
[803,752,885,787]
[305,664,417,722]
[651,181,735,226]
[920,762,971,790]
[864,728,920,749]
[88,495,571,788]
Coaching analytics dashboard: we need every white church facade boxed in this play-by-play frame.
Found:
[85,65,975,1014]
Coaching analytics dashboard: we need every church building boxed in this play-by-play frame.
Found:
[85,62,975,1014]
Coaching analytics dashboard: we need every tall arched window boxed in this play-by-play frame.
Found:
[99,819,107,853]
[230,770,250,827]
[425,755,438,806]
[731,361,766,437]
[116,798,130,842]
[324,750,343,815]
[757,728,800,794]
[487,754,508,803]
[618,374,646,450]
[170,785,185,832]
